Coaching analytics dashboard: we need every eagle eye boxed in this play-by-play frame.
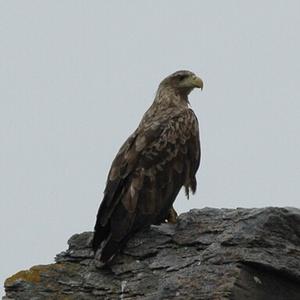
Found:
[178,74,188,81]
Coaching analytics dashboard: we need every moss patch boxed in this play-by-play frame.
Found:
[4,264,61,287]
[5,269,41,286]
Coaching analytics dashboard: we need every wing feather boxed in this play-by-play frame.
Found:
[93,109,201,262]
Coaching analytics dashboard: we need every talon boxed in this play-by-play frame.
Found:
[167,206,178,224]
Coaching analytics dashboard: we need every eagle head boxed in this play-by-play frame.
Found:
[159,70,203,96]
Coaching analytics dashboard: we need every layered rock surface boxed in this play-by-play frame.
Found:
[4,207,300,299]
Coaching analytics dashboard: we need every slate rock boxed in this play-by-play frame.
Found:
[4,207,300,299]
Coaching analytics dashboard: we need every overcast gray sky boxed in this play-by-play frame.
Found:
[1,1,300,294]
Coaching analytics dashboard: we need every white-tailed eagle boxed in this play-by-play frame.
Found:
[93,70,203,263]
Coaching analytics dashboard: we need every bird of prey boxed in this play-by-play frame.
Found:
[93,70,203,263]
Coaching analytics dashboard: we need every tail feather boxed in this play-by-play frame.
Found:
[100,238,120,263]
[92,223,110,251]
[100,236,129,263]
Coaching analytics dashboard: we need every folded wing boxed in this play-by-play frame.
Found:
[93,109,200,262]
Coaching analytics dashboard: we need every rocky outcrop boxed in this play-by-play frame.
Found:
[4,207,300,299]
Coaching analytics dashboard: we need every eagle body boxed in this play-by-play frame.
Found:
[93,70,203,263]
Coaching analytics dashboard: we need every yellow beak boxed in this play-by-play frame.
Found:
[191,75,203,90]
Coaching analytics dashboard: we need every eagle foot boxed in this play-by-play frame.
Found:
[166,206,178,224]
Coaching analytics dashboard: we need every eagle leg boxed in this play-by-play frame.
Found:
[166,206,178,224]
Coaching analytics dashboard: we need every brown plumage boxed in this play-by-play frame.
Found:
[93,70,203,263]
